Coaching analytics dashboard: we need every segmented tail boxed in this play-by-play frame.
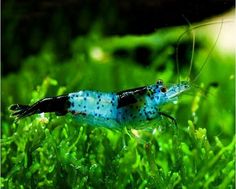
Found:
[9,95,70,120]
[9,104,32,119]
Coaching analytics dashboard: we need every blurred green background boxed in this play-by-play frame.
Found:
[1,1,235,188]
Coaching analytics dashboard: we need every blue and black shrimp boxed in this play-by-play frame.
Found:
[9,80,190,129]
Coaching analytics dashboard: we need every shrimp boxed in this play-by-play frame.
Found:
[10,20,228,129]
[9,80,190,129]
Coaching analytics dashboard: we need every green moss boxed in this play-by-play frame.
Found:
[1,24,234,188]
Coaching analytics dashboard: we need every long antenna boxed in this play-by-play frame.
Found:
[191,20,224,83]
[175,15,196,84]
[176,19,228,84]
[188,28,196,82]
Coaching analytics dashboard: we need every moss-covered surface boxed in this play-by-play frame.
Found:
[1,24,235,188]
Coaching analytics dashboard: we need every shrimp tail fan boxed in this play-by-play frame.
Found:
[9,95,70,120]
[9,104,32,119]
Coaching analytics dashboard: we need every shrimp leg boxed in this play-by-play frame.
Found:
[159,112,177,127]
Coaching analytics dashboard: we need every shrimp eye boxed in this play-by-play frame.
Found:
[156,79,163,85]
[160,87,167,93]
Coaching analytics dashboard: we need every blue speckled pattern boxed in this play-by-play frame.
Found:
[67,81,190,129]
[10,80,190,128]
[68,91,120,129]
